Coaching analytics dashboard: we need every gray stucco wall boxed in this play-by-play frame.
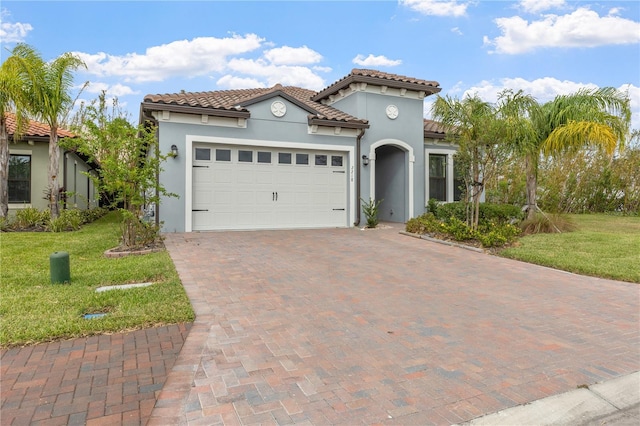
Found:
[332,91,428,221]
[8,141,97,213]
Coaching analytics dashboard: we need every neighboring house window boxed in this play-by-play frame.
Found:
[9,154,31,203]
[429,154,446,201]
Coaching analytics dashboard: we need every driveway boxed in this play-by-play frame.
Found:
[151,225,639,425]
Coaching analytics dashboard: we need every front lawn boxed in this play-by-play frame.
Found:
[499,214,640,283]
[0,212,195,347]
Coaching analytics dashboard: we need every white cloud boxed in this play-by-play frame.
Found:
[227,58,326,90]
[216,75,266,90]
[400,0,468,17]
[451,27,463,35]
[484,7,640,54]
[85,81,138,97]
[519,0,565,14]
[75,34,264,82]
[264,46,322,65]
[0,16,33,43]
[352,54,402,67]
[455,77,640,132]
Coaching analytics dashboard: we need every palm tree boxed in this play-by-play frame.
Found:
[499,87,631,219]
[0,49,35,218]
[8,43,86,218]
[432,94,505,230]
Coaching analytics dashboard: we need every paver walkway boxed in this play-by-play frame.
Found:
[1,323,191,425]
[151,226,640,425]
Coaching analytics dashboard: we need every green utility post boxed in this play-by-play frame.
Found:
[50,251,70,284]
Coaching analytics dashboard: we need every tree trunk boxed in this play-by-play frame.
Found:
[49,127,60,219]
[0,120,9,218]
[525,153,537,220]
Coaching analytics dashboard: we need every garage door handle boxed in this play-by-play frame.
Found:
[193,165,209,168]
[192,209,209,212]
[333,170,345,173]
[333,208,345,211]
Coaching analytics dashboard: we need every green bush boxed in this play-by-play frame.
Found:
[406,213,441,234]
[434,202,523,226]
[48,209,84,232]
[14,208,49,229]
[442,216,475,241]
[80,207,108,224]
[406,209,522,248]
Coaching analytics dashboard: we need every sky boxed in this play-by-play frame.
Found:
[1,0,639,130]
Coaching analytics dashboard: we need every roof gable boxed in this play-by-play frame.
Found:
[143,84,369,129]
[312,69,441,102]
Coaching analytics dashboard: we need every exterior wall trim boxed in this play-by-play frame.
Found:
[368,139,415,221]
[184,135,355,232]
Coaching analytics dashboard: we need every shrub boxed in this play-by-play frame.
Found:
[520,213,576,235]
[406,213,441,234]
[442,216,475,241]
[434,202,523,226]
[48,209,84,232]
[80,207,108,224]
[361,198,383,228]
[14,208,49,230]
[427,198,439,215]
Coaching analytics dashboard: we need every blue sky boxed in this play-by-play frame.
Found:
[2,1,639,129]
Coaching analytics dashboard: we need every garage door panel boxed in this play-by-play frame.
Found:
[193,144,347,230]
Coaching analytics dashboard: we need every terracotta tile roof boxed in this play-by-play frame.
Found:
[424,119,446,138]
[313,69,441,102]
[143,84,369,128]
[5,112,75,139]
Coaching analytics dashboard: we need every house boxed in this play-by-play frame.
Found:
[5,112,99,213]
[141,69,461,232]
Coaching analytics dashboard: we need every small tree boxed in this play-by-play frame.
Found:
[70,93,174,249]
[432,94,507,230]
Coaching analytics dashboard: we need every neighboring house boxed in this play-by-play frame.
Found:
[5,112,99,213]
[141,68,462,232]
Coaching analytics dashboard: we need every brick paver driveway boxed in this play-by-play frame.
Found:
[152,226,639,425]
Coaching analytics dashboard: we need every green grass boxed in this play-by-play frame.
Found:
[0,212,195,347]
[499,214,640,283]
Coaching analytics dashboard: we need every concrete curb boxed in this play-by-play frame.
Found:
[456,371,640,426]
[399,230,485,253]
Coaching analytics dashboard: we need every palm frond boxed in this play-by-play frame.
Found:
[543,121,617,156]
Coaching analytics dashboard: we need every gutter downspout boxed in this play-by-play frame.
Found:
[62,151,69,211]
[354,128,366,226]
[140,105,160,228]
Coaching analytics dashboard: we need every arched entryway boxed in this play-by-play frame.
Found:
[368,139,415,223]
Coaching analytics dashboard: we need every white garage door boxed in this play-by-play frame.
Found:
[192,144,348,231]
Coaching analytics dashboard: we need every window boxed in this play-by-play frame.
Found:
[296,153,309,165]
[216,149,231,162]
[238,150,253,162]
[257,151,271,163]
[315,154,327,166]
[278,153,292,164]
[331,155,343,167]
[429,154,446,201]
[195,148,211,161]
[8,154,31,203]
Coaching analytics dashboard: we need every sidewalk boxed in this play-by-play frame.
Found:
[458,371,640,425]
[0,323,191,425]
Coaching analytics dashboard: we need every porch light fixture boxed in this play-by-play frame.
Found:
[170,144,179,158]
[362,155,369,166]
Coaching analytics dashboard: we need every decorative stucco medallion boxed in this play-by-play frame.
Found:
[386,104,399,119]
[271,100,287,117]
